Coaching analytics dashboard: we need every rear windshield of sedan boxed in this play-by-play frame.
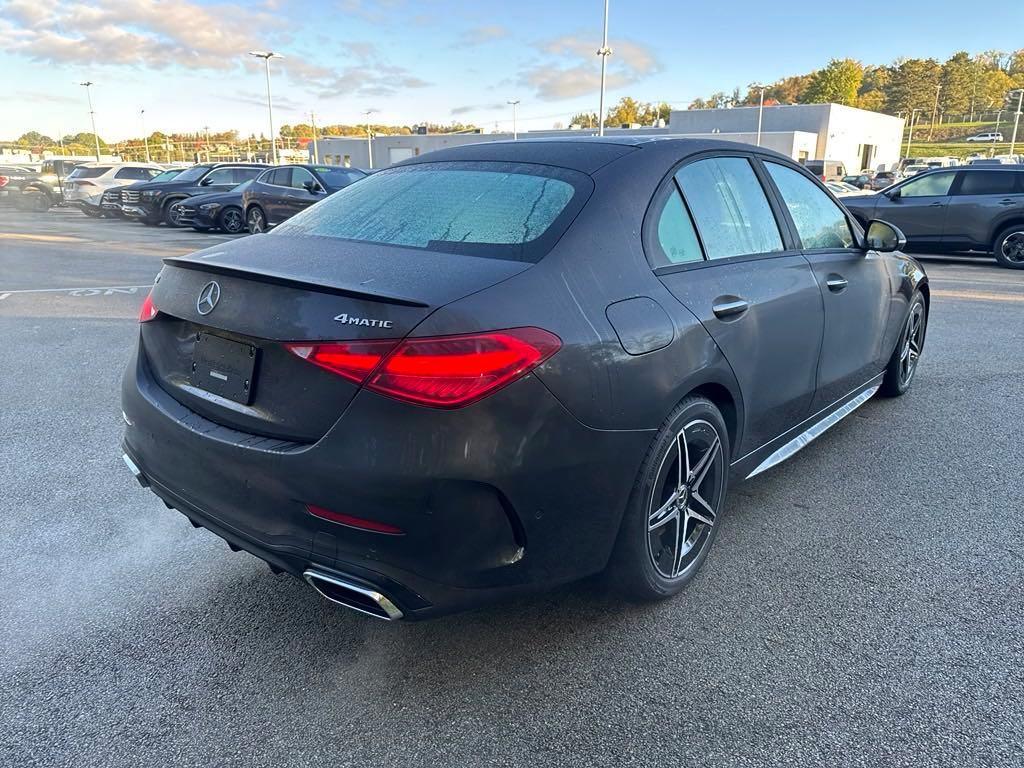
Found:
[274,161,590,262]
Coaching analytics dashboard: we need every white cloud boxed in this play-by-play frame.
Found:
[520,34,661,102]
[459,25,509,46]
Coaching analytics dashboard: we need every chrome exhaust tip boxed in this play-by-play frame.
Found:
[122,453,149,488]
[303,569,404,621]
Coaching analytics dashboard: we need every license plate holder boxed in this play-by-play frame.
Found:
[191,333,257,405]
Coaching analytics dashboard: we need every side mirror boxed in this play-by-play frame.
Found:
[886,187,901,200]
[866,220,906,253]
[199,177,213,186]
[303,180,323,194]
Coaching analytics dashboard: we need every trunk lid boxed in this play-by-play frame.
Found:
[143,234,532,442]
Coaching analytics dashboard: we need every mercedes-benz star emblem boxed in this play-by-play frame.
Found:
[196,281,221,315]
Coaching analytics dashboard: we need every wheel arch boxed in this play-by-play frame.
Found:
[990,217,1024,248]
[686,381,740,458]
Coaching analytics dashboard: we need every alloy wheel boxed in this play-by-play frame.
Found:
[248,209,265,234]
[167,204,184,226]
[899,302,925,387]
[222,209,244,234]
[1000,231,1024,265]
[647,419,725,580]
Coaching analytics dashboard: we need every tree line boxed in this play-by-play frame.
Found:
[688,50,1024,123]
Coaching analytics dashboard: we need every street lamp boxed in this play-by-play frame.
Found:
[310,112,320,164]
[140,109,150,163]
[928,84,941,140]
[905,108,923,158]
[363,109,377,168]
[750,83,766,146]
[507,99,520,140]
[249,51,282,163]
[596,0,612,136]
[78,81,101,160]
[1010,89,1024,158]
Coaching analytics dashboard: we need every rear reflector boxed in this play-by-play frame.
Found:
[138,291,158,323]
[306,504,404,535]
[286,327,561,408]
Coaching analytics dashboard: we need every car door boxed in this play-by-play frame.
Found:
[259,168,292,224]
[871,170,957,250]
[942,170,1024,251]
[653,153,825,456]
[762,160,891,411]
[199,167,238,194]
[282,167,321,220]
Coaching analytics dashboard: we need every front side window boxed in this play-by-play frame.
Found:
[290,168,317,189]
[675,157,784,260]
[956,171,1019,196]
[766,162,855,250]
[649,186,703,267]
[899,172,955,197]
[202,168,236,186]
[274,161,586,263]
[232,167,264,183]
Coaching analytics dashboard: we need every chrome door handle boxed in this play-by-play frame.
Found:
[712,298,749,319]
[826,276,849,293]
[998,198,1016,206]
[928,202,944,207]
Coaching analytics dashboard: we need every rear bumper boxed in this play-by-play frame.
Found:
[121,340,653,618]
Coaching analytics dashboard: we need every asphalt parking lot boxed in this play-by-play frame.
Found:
[2,206,1023,768]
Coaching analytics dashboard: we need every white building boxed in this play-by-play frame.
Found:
[312,103,904,172]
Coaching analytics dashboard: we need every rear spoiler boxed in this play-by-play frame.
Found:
[163,258,429,308]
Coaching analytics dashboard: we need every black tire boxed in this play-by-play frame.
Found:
[163,199,186,228]
[81,207,101,218]
[993,225,1024,269]
[217,206,246,235]
[879,291,927,397]
[15,191,51,212]
[246,206,267,234]
[606,396,730,601]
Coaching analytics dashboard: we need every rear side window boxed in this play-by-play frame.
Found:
[70,167,110,179]
[676,157,783,260]
[766,162,854,250]
[650,187,703,266]
[274,161,588,263]
[115,167,156,180]
[956,171,1019,195]
[264,168,291,186]
[900,172,955,197]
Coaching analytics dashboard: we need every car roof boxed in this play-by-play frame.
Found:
[395,135,796,175]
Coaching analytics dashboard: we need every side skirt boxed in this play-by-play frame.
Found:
[736,376,882,481]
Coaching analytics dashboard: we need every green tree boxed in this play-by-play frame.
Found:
[939,52,976,117]
[803,59,863,105]
[885,58,941,114]
[606,96,644,126]
[17,131,53,147]
[769,74,812,104]
[570,111,598,127]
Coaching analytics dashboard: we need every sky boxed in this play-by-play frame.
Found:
[2,0,1023,142]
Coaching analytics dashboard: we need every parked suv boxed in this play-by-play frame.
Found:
[242,164,367,233]
[123,163,268,226]
[842,166,1024,268]
[965,132,1004,143]
[101,169,183,217]
[64,163,165,216]
[869,170,902,190]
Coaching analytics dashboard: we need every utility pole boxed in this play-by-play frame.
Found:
[507,100,520,140]
[1010,89,1024,158]
[78,81,101,160]
[905,109,922,158]
[249,51,282,163]
[596,0,612,136]
[750,84,766,146]
[140,109,151,163]
[203,125,211,161]
[310,112,319,163]
[928,84,941,140]
[363,109,377,168]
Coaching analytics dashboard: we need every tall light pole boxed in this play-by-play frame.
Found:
[363,109,377,168]
[905,109,922,158]
[249,51,282,163]
[596,0,612,136]
[928,84,941,140]
[507,99,520,140]
[1010,89,1024,158]
[750,83,766,146]
[310,112,319,163]
[78,81,101,160]
[140,109,151,163]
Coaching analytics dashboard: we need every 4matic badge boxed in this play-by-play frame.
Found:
[333,312,394,329]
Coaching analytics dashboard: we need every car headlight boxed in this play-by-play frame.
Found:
[199,203,221,213]
[142,190,162,200]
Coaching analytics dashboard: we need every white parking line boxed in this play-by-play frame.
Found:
[0,285,151,300]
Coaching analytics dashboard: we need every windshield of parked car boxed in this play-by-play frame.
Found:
[169,165,212,183]
[69,166,111,179]
[273,161,588,262]
[149,170,181,183]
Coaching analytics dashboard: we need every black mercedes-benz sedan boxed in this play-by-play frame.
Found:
[121,137,929,620]
[174,179,253,234]
[241,164,367,233]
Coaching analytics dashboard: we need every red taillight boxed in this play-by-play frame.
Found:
[138,291,158,323]
[0,176,8,188]
[306,504,404,535]
[285,327,561,408]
